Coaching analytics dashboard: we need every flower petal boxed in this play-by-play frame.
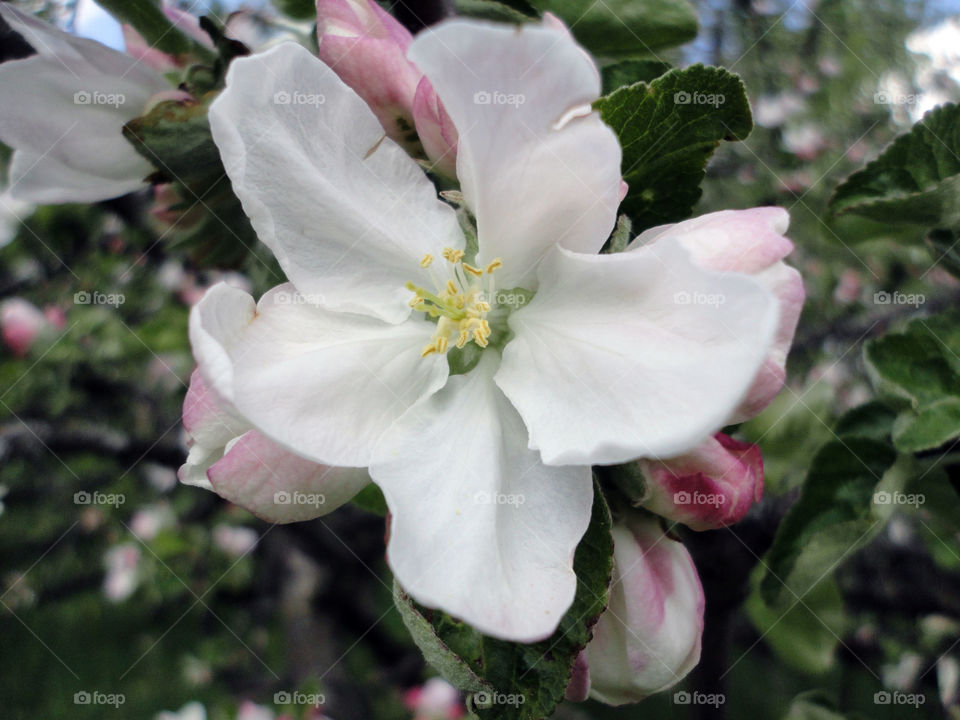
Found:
[496,243,779,465]
[0,5,167,203]
[208,430,370,523]
[585,512,704,705]
[190,282,448,467]
[639,433,764,530]
[627,207,793,274]
[208,42,463,323]
[371,352,593,642]
[408,19,622,288]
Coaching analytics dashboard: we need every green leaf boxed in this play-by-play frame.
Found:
[453,0,536,23]
[536,0,697,57]
[865,312,960,453]
[601,59,672,95]
[832,400,897,442]
[394,480,613,719]
[760,437,896,607]
[273,0,321,19]
[123,99,256,267]
[830,103,960,229]
[595,65,753,232]
[746,569,844,675]
[98,0,212,60]
[782,692,849,720]
[351,484,388,517]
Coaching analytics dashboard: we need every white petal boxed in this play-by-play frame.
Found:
[208,430,370,523]
[496,244,778,465]
[208,42,463,323]
[0,6,167,203]
[0,55,161,202]
[408,19,621,289]
[190,282,448,467]
[371,352,593,642]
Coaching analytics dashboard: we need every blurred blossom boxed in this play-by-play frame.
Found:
[906,17,960,121]
[236,701,277,720]
[103,544,142,602]
[782,123,827,160]
[939,656,960,707]
[130,502,176,541]
[2,571,35,609]
[150,185,204,233]
[833,268,863,304]
[882,652,924,692]
[157,702,207,720]
[0,192,32,248]
[752,92,805,128]
[403,678,464,719]
[213,524,259,558]
[0,5,171,203]
[818,55,841,76]
[144,462,179,493]
[181,655,213,687]
[1,298,46,356]
[574,512,704,705]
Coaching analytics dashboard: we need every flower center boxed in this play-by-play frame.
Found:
[406,248,504,357]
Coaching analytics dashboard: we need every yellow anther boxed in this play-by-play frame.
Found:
[456,331,469,348]
[473,328,489,347]
[462,263,483,277]
[442,247,465,263]
[445,280,458,296]
[409,295,424,307]
[475,301,491,313]
[485,258,503,274]
[420,254,434,268]
[435,336,449,353]
[421,343,438,357]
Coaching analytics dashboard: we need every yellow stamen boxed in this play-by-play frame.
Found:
[420,253,434,268]
[442,247,465,263]
[485,258,503,274]
[462,263,483,277]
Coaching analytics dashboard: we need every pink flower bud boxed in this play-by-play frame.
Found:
[316,0,422,144]
[639,433,763,530]
[412,76,458,177]
[403,677,464,719]
[573,512,704,705]
[1,298,47,356]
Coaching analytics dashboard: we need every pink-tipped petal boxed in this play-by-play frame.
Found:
[639,433,764,531]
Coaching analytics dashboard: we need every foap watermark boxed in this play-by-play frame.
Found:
[673,291,725,308]
[74,90,126,108]
[273,690,326,707]
[74,690,125,708]
[874,91,925,106]
[673,490,726,508]
[473,491,525,506]
[873,491,925,508]
[74,490,125,508]
[274,290,326,306]
[674,690,726,707]
[874,690,925,707]
[273,90,326,107]
[483,290,530,310]
[673,90,725,107]
[274,491,326,508]
[873,290,925,307]
[473,691,525,708]
[74,290,125,307]
[473,90,525,108]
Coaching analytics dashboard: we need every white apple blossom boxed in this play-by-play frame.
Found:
[190,18,780,642]
[0,5,171,203]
